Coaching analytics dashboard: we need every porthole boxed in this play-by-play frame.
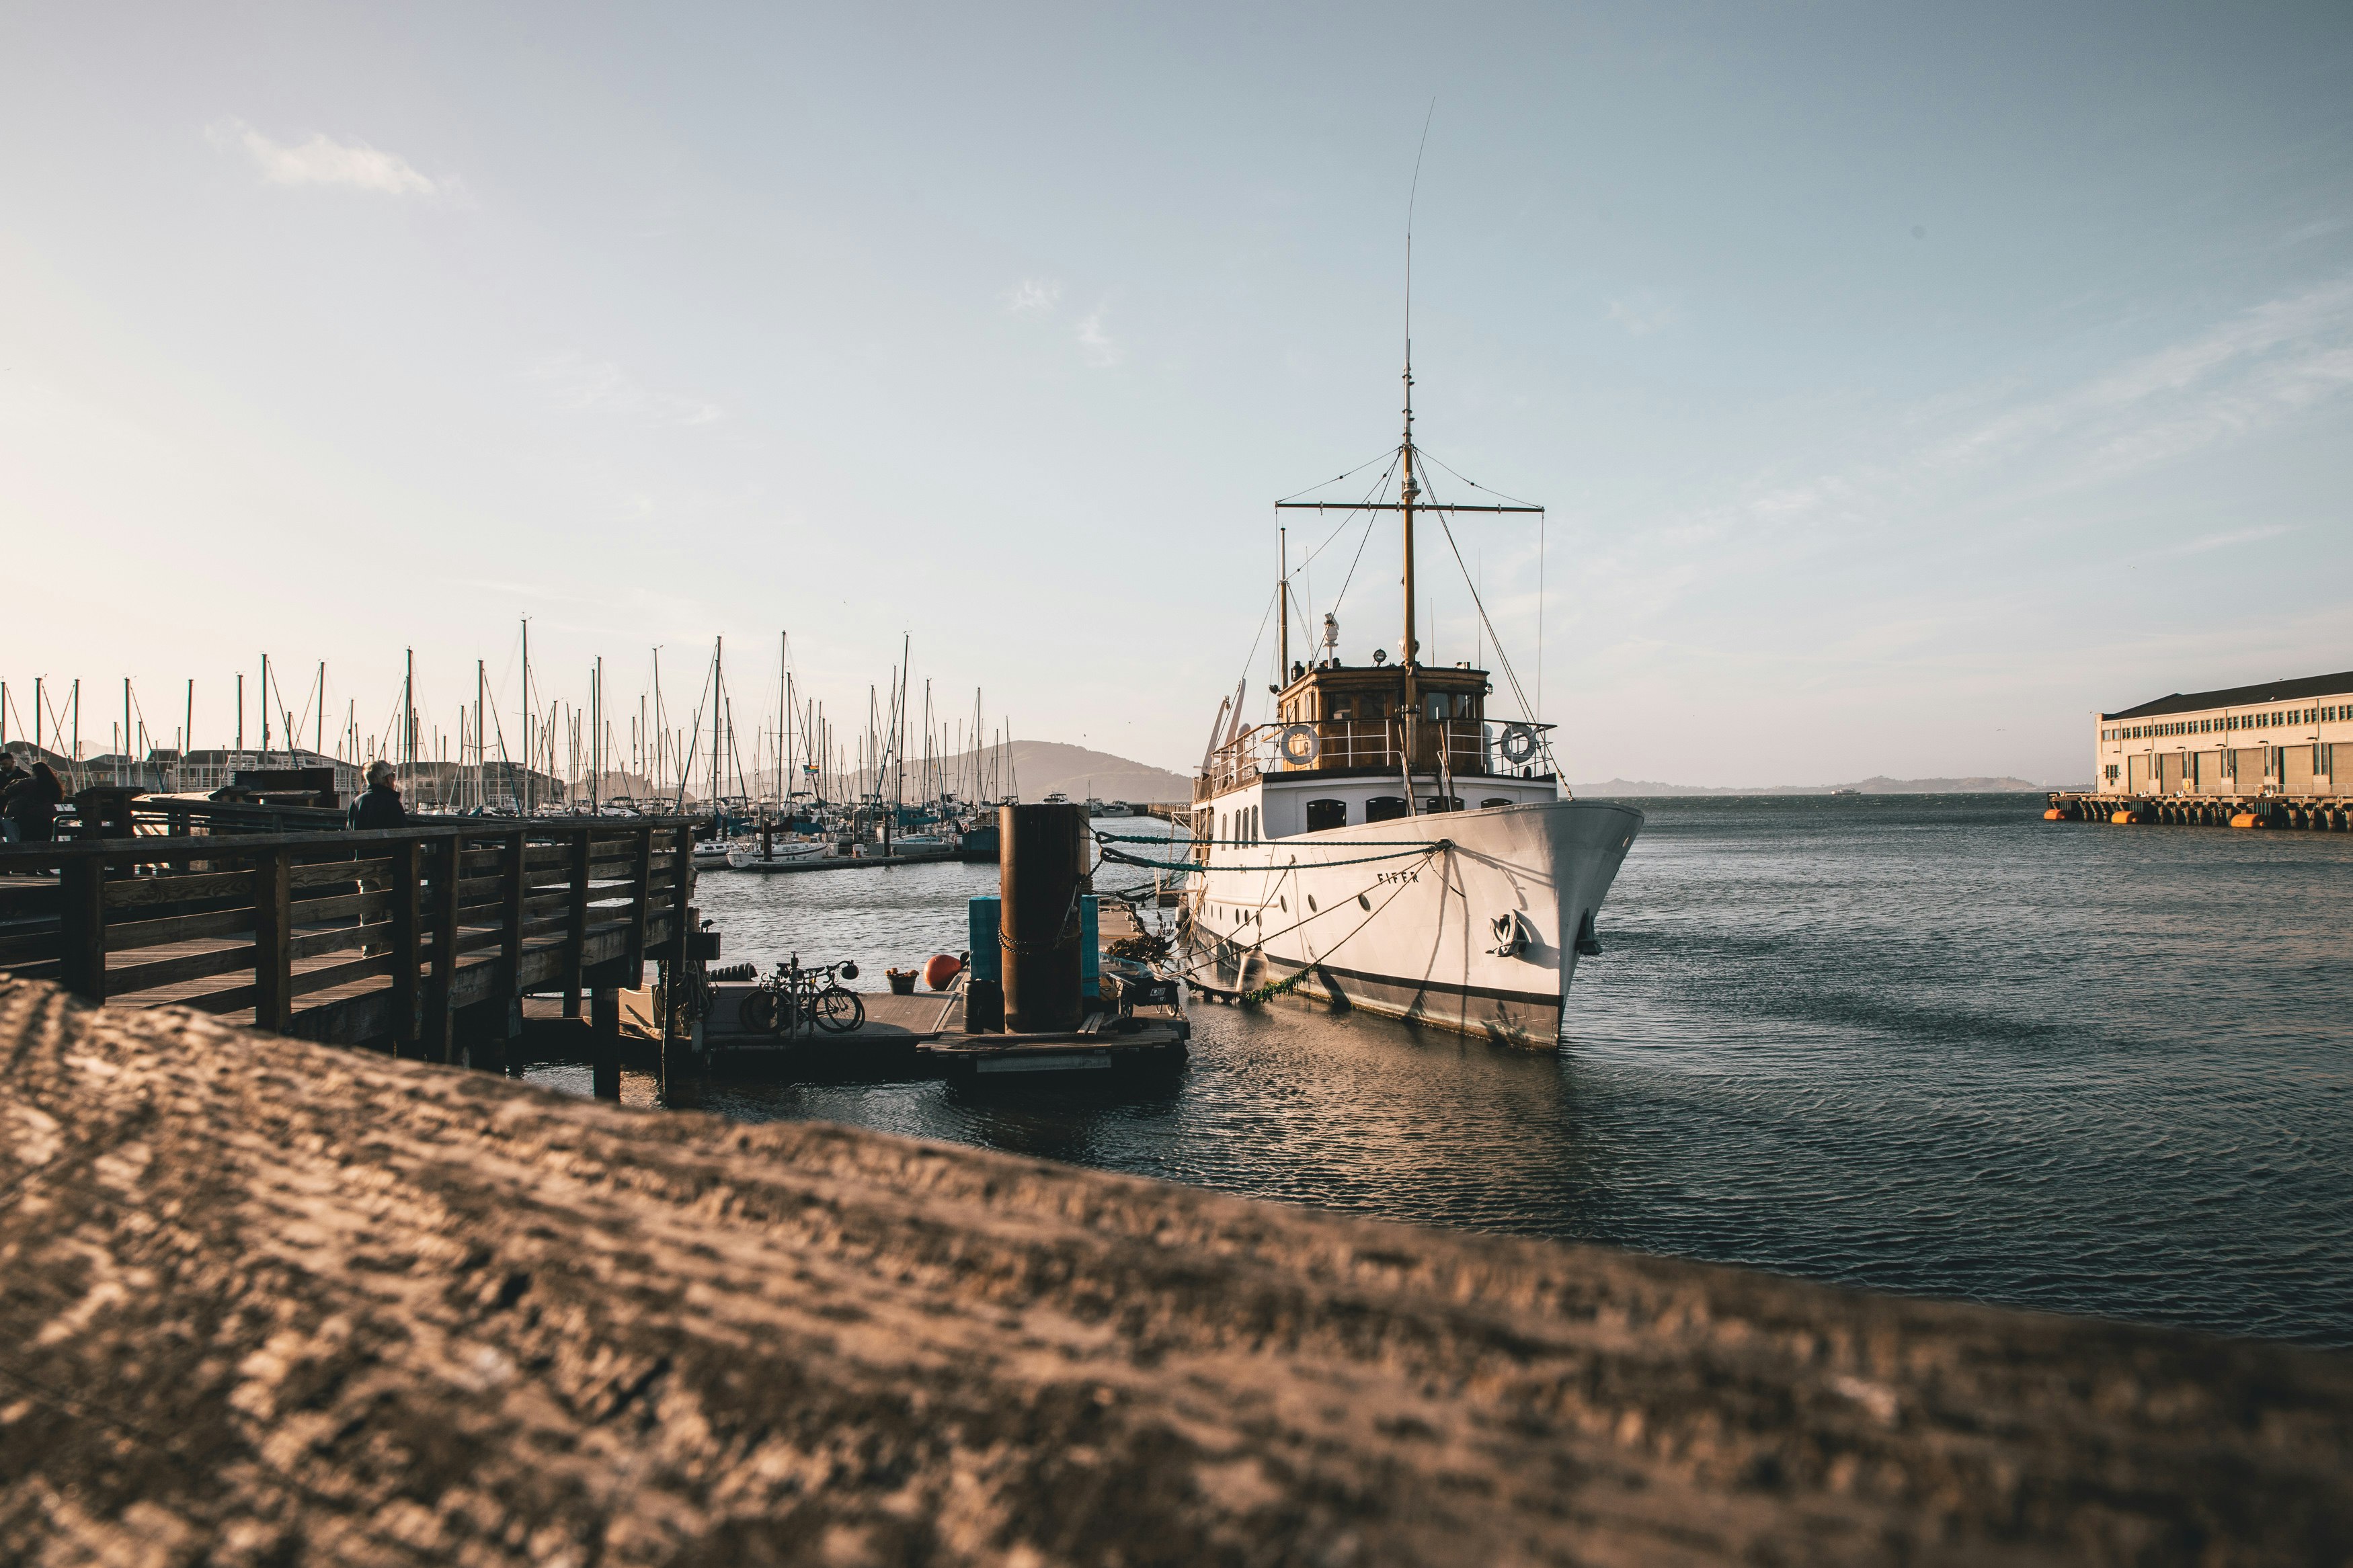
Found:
[1358,893,1371,910]
[1307,895,1318,911]
[1279,897,1288,912]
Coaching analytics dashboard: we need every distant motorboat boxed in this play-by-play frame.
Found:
[727,839,832,871]
[693,838,752,869]
[862,833,953,858]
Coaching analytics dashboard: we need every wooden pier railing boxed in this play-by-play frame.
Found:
[0,812,699,1080]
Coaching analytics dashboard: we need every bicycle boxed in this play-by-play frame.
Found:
[740,956,865,1037]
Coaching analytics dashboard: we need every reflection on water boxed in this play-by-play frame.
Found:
[541,798,2353,1346]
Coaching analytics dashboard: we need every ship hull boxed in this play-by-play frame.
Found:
[1188,798,1642,1048]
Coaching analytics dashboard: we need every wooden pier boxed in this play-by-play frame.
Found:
[0,796,702,1087]
[2045,790,2352,829]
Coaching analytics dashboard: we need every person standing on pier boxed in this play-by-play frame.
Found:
[350,760,407,830]
[3,761,65,844]
[0,751,25,842]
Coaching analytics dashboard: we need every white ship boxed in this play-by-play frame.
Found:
[1183,354,1642,1048]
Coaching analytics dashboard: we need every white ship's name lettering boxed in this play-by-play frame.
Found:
[1373,868,1421,886]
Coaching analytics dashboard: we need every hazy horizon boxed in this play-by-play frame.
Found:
[4,5,2348,787]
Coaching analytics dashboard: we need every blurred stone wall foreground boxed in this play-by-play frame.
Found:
[0,975,2345,1567]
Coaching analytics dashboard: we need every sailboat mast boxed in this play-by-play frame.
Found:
[1278,527,1289,679]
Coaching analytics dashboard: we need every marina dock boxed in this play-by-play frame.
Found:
[0,794,701,1069]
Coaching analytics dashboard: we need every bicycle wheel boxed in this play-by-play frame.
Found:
[811,985,865,1033]
[740,989,778,1034]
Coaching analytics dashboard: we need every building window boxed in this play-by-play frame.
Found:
[1305,798,1347,832]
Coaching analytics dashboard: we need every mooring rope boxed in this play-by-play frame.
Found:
[1094,835,1449,874]
[1176,839,1444,1001]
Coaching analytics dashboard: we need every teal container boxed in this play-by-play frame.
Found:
[1080,895,1099,998]
[968,896,1001,981]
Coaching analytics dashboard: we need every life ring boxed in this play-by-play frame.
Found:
[1275,723,1320,766]
[1500,724,1538,764]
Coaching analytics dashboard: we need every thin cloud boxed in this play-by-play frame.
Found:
[1005,279,1062,316]
[1605,292,1680,336]
[1077,307,1118,368]
[208,119,438,196]
[527,355,722,426]
[2145,524,2292,560]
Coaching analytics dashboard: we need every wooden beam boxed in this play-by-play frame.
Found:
[390,839,420,1053]
[423,834,461,1064]
[56,858,106,1004]
[249,848,292,1034]
[563,831,589,1019]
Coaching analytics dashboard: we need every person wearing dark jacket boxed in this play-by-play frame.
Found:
[350,761,407,830]
[3,762,65,843]
[0,752,26,841]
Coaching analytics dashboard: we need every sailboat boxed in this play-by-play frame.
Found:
[1183,348,1642,1048]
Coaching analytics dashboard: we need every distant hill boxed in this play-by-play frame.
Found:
[1002,741,1191,804]
[1572,775,2061,797]
[841,740,1191,807]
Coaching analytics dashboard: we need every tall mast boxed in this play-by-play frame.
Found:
[1278,526,1290,682]
[1400,352,1420,782]
[520,619,532,814]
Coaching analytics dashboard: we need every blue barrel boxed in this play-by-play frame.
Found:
[967,897,1002,982]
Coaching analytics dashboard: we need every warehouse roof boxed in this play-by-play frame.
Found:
[2107,670,2353,720]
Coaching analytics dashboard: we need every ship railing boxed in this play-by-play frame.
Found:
[1197,720,1537,800]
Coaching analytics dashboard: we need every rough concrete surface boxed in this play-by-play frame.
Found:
[0,976,2346,1567]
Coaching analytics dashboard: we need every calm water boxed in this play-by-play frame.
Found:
[546,798,2353,1346]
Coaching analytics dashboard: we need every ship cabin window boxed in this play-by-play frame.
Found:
[1479,797,1512,809]
[1365,796,1410,823]
[1305,798,1347,832]
[1327,699,1351,721]
[1424,692,1475,721]
[1419,796,1464,814]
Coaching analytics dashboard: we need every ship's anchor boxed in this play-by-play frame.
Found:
[1489,911,1533,957]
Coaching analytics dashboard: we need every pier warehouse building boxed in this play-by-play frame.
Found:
[2072,669,2352,827]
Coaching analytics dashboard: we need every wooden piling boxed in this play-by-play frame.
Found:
[591,985,621,1100]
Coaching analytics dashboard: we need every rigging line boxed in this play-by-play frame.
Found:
[1274,446,1404,505]
[1414,446,1545,510]
[1424,471,1563,776]
[1283,451,1400,655]
[1172,845,1435,987]
[1229,583,1281,716]
[1283,450,1402,577]
[1323,456,1402,624]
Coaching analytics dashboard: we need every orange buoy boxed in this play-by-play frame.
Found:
[922,952,964,991]
[2110,809,2145,824]
[2042,808,2065,820]
[2229,812,2265,829]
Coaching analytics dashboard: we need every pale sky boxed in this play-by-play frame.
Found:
[3,4,2348,786]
